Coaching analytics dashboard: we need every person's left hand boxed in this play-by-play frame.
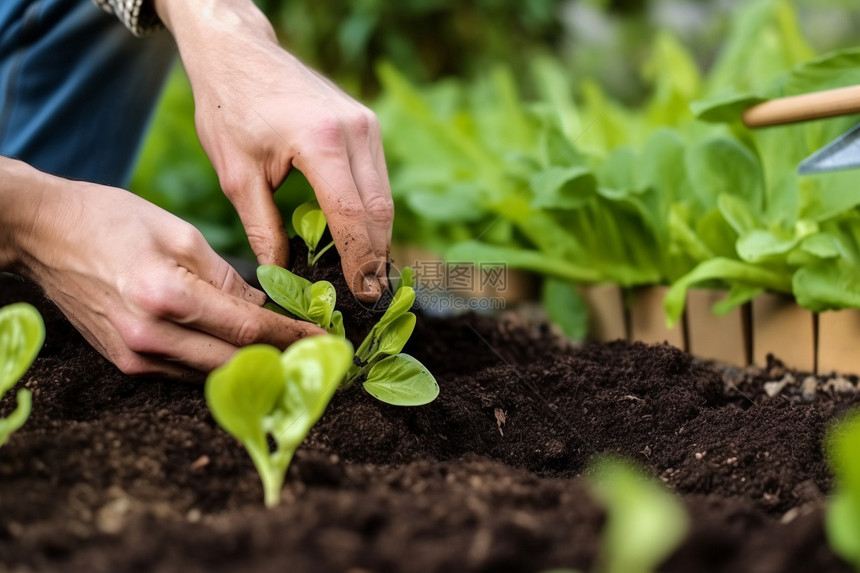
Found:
[155,0,393,304]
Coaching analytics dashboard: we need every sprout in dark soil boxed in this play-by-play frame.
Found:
[292,201,336,267]
[825,410,860,570]
[205,336,353,508]
[258,264,438,407]
[0,303,44,447]
[588,456,688,573]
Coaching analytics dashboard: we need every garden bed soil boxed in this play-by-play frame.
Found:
[0,242,858,572]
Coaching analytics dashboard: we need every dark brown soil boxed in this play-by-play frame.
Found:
[1,266,858,573]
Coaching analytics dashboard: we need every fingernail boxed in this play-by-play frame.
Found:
[361,274,382,299]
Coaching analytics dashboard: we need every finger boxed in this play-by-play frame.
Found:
[294,149,384,303]
[195,249,268,307]
[348,143,393,292]
[172,275,326,348]
[223,172,289,267]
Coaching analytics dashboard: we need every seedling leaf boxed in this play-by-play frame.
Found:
[367,312,416,363]
[292,201,327,253]
[363,353,439,406]
[825,410,860,568]
[307,281,336,329]
[589,456,688,573]
[205,338,353,508]
[258,265,312,321]
[0,303,45,395]
[0,303,44,447]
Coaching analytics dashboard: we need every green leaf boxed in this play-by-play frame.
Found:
[399,266,415,290]
[363,353,439,406]
[307,281,336,329]
[664,258,791,326]
[825,411,860,568]
[589,456,688,573]
[205,345,284,446]
[292,200,327,253]
[541,278,588,340]
[530,166,597,210]
[258,265,313,321]
[690,91,766,123]
[687,138,763,213]
[330,310,345,337]
[368,312,416,363]
[446,241,601,283]
[377,286,416,331]
[277,336,354,448]
[0,303,45,397]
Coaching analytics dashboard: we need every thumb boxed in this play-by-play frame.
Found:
[225,173,289,267]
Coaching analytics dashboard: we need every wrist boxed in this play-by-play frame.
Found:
[153,0,277,63]
[0,158,43,272]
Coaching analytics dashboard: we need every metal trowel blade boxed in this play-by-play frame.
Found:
[799,121,860,175]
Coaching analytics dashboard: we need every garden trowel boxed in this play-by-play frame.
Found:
[743,85,860,174]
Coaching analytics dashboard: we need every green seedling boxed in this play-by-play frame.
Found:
[258,265,344,336]
[258,265,439,407]
[825,410,860,570]
[292,200,336,266]
[205,336,353,508]
[0,303,44,447]
[589,455,689,573]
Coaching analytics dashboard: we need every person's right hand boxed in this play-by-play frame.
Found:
[1,159,324,379]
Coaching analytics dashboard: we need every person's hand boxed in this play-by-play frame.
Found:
[155,0,393,303]
[0,159,324,378]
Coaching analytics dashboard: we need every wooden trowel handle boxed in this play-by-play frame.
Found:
[742,85,860,127]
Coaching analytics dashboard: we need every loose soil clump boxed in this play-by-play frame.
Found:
[0,254,858,571]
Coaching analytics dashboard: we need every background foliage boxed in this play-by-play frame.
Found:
[130,0,860,323]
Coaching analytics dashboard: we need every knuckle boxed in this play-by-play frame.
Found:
[125,279,188,320]
[310,116,347,151]
[233,318,264,347]
[115,318,159,354]
[335,195,365,222]
[364,194,394,226]
[112,351,150,377]
[171,225,208,256]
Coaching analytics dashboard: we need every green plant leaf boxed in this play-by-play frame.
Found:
[664,258,791,326]
[363,353,439,406]
[205,345,284,446]
[589,456,688,573]
[825,411,860,568]
[205,338,353,508]
[367,312,416,363]
[530,166,598,210]
[446,241,601,283]
[0,302,45,397]
[541,278,588,340]
[307,281,336,329]
[258,265,313,321]
[330,310,345,337]
[292,200,327,253]
[277,336,354,448]
[399,266,415,290]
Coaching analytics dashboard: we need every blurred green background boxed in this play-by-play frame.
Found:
[130,0,860,259]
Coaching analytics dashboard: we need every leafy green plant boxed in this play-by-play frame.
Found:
[589,456,689,573]
[0,303,45,447]
[825,410,860,570]
[205,336,353,508]
[258,265,439,406]
[292,200,336,266]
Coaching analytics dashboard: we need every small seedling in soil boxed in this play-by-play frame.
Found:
[0,303,44,447]
[826,410,860,571]
[589,455,688,573]
[258,264,439,406]
[292,200,336,267]
[205,336,353,508]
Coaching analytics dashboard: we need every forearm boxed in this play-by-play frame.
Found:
[0,158,46,273]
